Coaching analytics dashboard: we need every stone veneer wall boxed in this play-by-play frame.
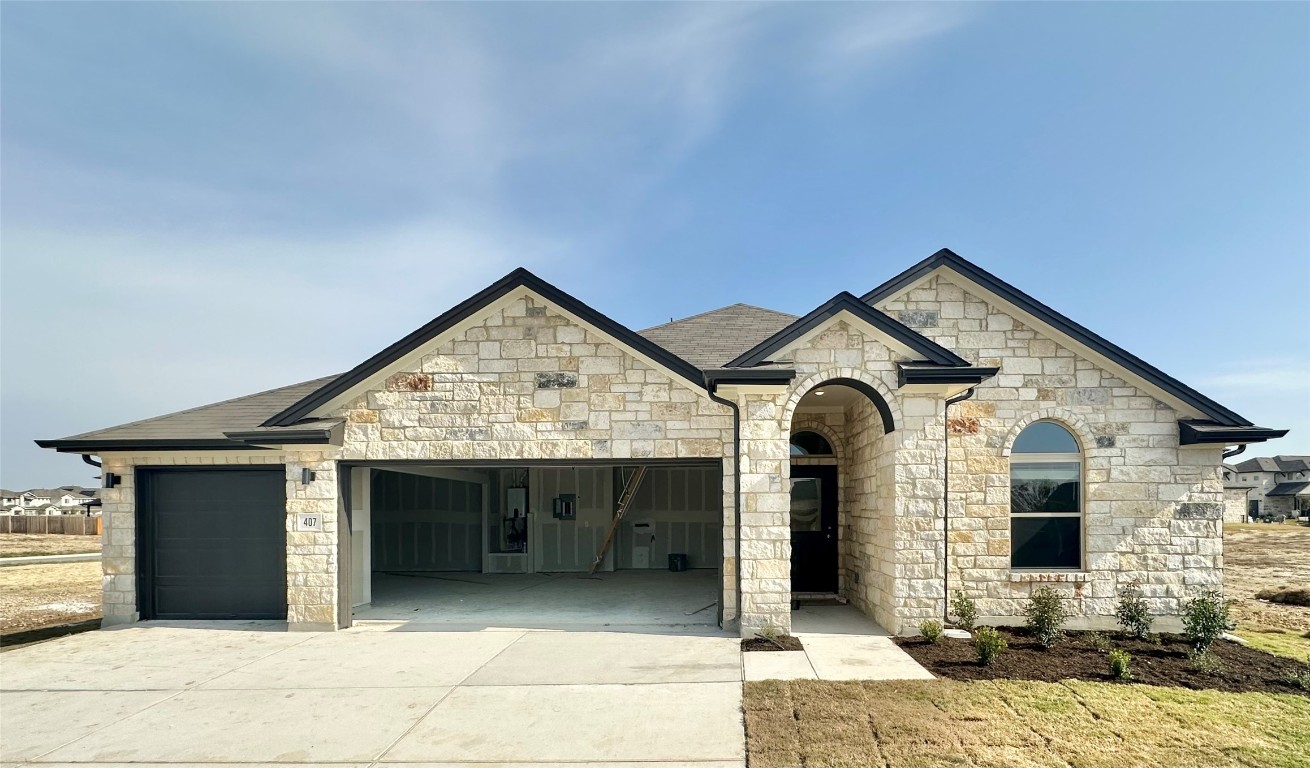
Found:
[284,452,340,629]
[881,276,1224,628]
[332,295,738,624]
[98,453,285,626]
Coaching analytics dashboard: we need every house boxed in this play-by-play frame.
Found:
[1222,456,1310,521]
[37,249,1288,635]
[1,486,99,516]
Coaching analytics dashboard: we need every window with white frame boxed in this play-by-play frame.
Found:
[1010,421,1082,570]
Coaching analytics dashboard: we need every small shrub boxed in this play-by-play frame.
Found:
[1085,631,1112,653]
[1183,589,1232,654]
[975,627,1007,666]
[1024,586,1071,648]
[1108,648,1132,680]
[1188,648,1225,675]
[1255,586,1310,607]
[1282,666,1310,692]
[950,590,977,631]
[756,623,784,649]
[919,619,944,644]
[1115,580,1153,640]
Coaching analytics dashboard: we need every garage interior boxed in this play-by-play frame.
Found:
[345,462,723,630]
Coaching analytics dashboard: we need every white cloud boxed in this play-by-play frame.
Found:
[1198,357,1310,394]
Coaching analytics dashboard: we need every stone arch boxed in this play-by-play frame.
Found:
[782,368,901,435]
[1000,408,1096,457]
[789,417,847,463]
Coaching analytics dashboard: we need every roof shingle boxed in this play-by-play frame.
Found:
[638,303,797,369]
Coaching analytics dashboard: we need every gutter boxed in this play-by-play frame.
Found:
[942,386,977,623]
[705,375,743,632]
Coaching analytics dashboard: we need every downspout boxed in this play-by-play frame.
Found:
[942,387,976,623]
[1223,445,1246,460]
[706,379,742,631]
[82,454,102,469]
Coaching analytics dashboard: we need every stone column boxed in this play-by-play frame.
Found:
[100,458,138,625]
[284,453,340,631]
[736,393,791,636]
[888,393,949,634]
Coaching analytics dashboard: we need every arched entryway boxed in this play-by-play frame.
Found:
[788,379,896,601]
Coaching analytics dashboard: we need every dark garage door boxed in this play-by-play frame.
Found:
[139,468,287,620]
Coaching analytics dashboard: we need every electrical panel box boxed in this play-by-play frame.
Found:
[552,493,577,520]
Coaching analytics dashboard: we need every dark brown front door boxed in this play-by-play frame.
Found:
[790,465,837,593]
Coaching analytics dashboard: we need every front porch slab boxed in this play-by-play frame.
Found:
[771,604,935,681]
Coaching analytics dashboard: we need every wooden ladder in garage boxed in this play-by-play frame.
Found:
[587,465,649,575]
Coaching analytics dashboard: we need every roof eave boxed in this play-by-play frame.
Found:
[35,438,270,454]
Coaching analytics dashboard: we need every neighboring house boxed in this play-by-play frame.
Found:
[1222,456,1310,521]
[38,249,1288,635]
[0,486,99,516]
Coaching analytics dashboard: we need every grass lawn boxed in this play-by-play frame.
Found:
[0,533,101,558]
[745,678,1310,768]
[1224,522,1310,662]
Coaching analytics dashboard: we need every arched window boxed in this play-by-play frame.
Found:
[1010,421,1082,569]
[790,431,834,456]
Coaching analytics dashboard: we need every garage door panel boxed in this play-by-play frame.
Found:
[141,468,287,620]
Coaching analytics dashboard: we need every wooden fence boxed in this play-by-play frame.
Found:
[0,516,101,535]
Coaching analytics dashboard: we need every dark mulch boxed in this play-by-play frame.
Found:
[742,635,804,652]
[895,628,1310,695]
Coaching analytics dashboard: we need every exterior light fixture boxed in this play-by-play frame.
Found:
[814,390,826,396]
[102,472,121,489]
[301,468,316,484]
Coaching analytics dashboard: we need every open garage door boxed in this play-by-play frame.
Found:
[138,467,287,620]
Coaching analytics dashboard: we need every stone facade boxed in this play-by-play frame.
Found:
[879,276,1225,629]
[89,278,1234,637]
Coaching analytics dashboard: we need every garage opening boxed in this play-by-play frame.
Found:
[137,467,287,620]
[345,462,722,630]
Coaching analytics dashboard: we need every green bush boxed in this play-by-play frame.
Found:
[1024,586,1071,648]
[975,627,1007,666]
[950,590,977,631]
[919,619,944,644]
[1115,579,1153,640]
[1183,589,1232,654]
[1108,649,1132,680]
[1282,666,1310,692]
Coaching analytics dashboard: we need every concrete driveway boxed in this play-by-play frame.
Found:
[1,622,745,768]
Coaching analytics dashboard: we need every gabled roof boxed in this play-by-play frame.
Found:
[863,249,1261,429]
[263,267,706,427]
[726,292,972,369]
[1234,455,1310,473]
[639,304,798,369]
[37,376,338,452]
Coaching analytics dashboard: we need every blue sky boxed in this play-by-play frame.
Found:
[3,2,1307,488]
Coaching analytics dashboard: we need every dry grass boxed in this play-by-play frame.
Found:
[1225,523,1310,661]
[745,678,1310,768]
[0,561,103,633]
[0,533,101,558]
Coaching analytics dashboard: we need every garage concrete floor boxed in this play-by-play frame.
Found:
[1,622,745,768]
[355,569,721,632]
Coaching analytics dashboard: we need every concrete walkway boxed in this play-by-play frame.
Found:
[742,604,935,681]
[0,622,745,768]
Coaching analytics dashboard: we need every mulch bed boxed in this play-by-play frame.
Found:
[895,628,1310,695]
[742,635,804,652]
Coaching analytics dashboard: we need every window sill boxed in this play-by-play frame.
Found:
[1009,571,1090,583]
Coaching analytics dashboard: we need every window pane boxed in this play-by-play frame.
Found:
[1011,516,1081,569]
[790,478,822,532]
[1013,422,1079,454]
[790,431,833,456]
[1011,462,1080,514]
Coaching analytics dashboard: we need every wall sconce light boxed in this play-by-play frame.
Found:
[300,468,317,485]
[102,472,121,489]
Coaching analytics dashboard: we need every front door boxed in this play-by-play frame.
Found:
[790,465,837,593]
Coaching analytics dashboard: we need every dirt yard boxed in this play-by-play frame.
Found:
[0,560,103,633]
[1225,522,1310,659]
[0,533,101,558]
[746,678,1310,768]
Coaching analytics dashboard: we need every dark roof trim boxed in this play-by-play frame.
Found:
[1177,420,1289,446]
[725,292,970,369]
[34,438,271,453]
[897,364,1000,387]
[264,268,706,427]
[223,428,336,446]
[703,368,798,387]
[863,248,1258,427]
[1268,482,1310,497]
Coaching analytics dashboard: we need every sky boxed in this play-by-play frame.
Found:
[2,2,1307,489]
